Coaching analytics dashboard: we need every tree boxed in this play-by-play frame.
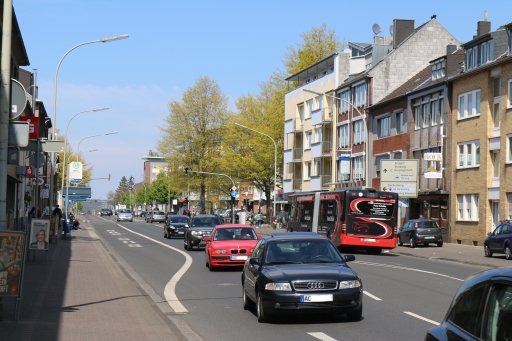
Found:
[158,76,231,214]
[283,23,345,75]
[147,149,159,157]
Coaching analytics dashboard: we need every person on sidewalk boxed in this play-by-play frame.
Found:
[52,205,64,238]
[42,205,50,216]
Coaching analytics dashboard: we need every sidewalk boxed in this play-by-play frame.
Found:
[0,218,182,340]
[255,225,512,268]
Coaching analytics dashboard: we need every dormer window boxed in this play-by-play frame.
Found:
[465,40,493,71]
[431,59,446,80]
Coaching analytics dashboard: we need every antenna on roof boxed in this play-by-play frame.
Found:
[372,23,381,36]
[389,25,393,36]
[484,10,488,21]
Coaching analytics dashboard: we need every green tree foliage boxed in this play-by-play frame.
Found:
[147,150,159,157]
[283,23,345,75]
[158,76,230,213]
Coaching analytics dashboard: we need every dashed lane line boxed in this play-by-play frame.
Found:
[404,311,440,326]
[363,291,382,301]
[353,260,464,281]
[308,332,338,341]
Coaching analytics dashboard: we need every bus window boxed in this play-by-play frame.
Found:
[298,201,315,223]
[319,200,337,223]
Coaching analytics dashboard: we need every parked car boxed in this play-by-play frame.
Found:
[184,214,223,251]
[397,219,443,248]
[241,232,362,323]
[484,220,512,259]
[204,224,260,271]
[117,209,133,222]
[425,267,512,341]
[164,215,190,239]
[100,208,112,216]
[146,210,166,223]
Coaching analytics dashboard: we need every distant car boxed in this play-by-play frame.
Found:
[146,210,166,223]
[223,209,242,223]
[164,215,190,239]
[397,219,443,248]
[425,267,512,341]
[484,221,512,260]
[184,214,223,251]
[100,208,112,216]
[117,209,133,222]
[241,232,362,323]
[204,224,260,271]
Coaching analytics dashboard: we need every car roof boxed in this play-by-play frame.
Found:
[194,214,219,217]
[407,219,436,222]
[266,232,326,240]
[215,224,253,228]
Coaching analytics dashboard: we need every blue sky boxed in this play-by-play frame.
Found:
[13,0,512,199]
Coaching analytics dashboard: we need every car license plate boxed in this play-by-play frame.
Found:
[178,232,183,234]
[362,238,376,242]
[300,294,333,302]
[230,255,248,261]
[424,236,435,239]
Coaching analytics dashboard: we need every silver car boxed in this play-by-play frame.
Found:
[117,209,133,222]
[146,210,166,223]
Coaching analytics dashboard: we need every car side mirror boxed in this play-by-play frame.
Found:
[249,257,259,265]
[487,232,491,236]
[344,255,356,262]
[203,236,210,242]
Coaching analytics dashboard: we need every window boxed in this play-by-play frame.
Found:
[488,40,494,61]
[492,151,500,178]
[353,120,365,143]
[481,42,486,64]
[338,124,349,148]
[493,78,501,128]
[457,194,479,221]
[431,100,439,125]
[353,156,364,179]
[508,79,512,108]
[431,59,446,80]
[315,160,321,176]
[298,104,304,124]
[314,127,323,143]
[422,103,430,127]
[458,140,480,168]
[248,186,253,194]
[306,162,311,179]
[482,284,512,341]
[466,48,473,70]
[306,100,313,118]
[458,90,481,119]
[508,193,512,219]
[448,284,485,336]
[305,131,312,149]
[354,83,366,107]
[338,90,350,112]
[377,116,391,138]
[414,106,421,129]
[440,98,445,123]
[474,45,480,67]
[315,96,323,110]
[508,135,512,163]
[396,112,403,134]
[494,78,501,98]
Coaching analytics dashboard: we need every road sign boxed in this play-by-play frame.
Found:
[231,190,238,197]
[231,186,237,191]
[380,159,418,198]
[70,179,82,184]
[197,202,202,207]
[69,162,83,184]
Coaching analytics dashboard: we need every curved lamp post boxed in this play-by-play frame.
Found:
[235,123,277,219]
[49,34,128,209]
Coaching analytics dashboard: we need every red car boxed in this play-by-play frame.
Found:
[204,224,260,271]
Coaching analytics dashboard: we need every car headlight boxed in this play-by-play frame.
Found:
[191,231,199,236]
[214,249,226,254]
[169,225,176,229]
[265,283,292,291]
[185,225,189,228]
[339,280,361,289]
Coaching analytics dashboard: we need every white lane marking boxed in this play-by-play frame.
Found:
[404,311,440,326]
[128,244,142,247]
[363,291,382,301]
[353,260,464,281]
[308,332,338,341]
[113,222,192,314]
[118,238,130,241]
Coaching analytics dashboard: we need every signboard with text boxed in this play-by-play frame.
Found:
[69,162,83,184]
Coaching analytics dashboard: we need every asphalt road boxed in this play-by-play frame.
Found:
[87,215,488,341]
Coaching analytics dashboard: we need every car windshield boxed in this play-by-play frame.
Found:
[154,212,164,215]
[169,216,189,224]
[102,209,109,211]
[191,217,222,227]
[264,240,343,265]
[417,221,439,228]
[119,209,131,213]
[213,228,257,241]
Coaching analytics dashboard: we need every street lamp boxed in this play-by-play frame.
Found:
[303,89,369,188]
[61,107,108,204]
[235,123,277,218]
[49,34,129,210]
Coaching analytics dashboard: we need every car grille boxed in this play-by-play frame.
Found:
[277,301,356,309]
[230,249,247,254]
[292,280,338,292]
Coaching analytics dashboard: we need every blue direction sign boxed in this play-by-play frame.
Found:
[231,190,238,197]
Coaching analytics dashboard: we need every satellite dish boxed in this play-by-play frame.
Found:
[389,25,394,36]
[372,23,381,35]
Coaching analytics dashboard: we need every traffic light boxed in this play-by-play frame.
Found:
[184,167,189,176]
[231,196,236,205]
[184,197,188,204]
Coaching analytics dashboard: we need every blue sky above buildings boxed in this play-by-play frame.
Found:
[13,0,512,198]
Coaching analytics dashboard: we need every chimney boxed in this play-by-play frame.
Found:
[477,21,491,37]
[446,42,457,55]
[393,19,415,49]
[446,47,464,75]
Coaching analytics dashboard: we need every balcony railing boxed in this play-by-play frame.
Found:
[321,175,332,187]
[293,148,303,160]
[293,179,302,190]
[321,141,332,156]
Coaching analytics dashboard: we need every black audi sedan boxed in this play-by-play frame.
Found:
[425,267,512,341]
[164,215,190,239]
[241,232,362,323]
[184,214,223,251]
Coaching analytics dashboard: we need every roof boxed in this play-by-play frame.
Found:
[348,42,371,49]
[285,53,338,81]
[267,232,326,239]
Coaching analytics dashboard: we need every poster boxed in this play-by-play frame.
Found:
[29,219,50,250]
[0,231,24,296]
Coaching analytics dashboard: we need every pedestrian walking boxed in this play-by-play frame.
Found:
[52,205,65,239]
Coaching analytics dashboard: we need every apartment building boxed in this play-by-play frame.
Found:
[449,20,512,245]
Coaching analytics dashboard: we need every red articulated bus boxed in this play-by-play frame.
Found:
[284,188,399,255]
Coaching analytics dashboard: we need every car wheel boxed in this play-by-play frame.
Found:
[145,219,148,223]
[256,291,268,323]
[505,246,512,260]
[346,303,363,321]
[410,237,416,248]
[208,260,215,272]
[186,238,193,251]
[484,245,493,257]
[397,235,403,246]
[242,282,254,310]
[437,241,443,247]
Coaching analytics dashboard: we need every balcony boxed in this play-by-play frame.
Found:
[284,118,303,135]
[311,140,332,158]
[311,107,333,126]
[293,148,303,161]
[293,179,302,191]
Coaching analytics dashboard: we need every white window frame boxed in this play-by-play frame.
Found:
[507,134,512,164]
[431,100,439,125]
[414,105,421,129]
[422,102,430,127]
[248,186,253,194]
[298,104,304,124]
[305,131,312,149]
[353,120,365,144]
[377,115,391,138]
[315,160,321,176]
[457,194,479,221]
[314,127,323,143]
[492,150,500,179]
[466,48,473,70]
[306,100,313,118]
[305,162,311,179]
[458,90,481,119]
[338,124,349,148]
[338,90,350,113]
[396,111,403,134]
[353,156,364,180]
[458,140,480,168]
[508,79,512,109]
[315,96,323,110]
[354,83,366,107]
